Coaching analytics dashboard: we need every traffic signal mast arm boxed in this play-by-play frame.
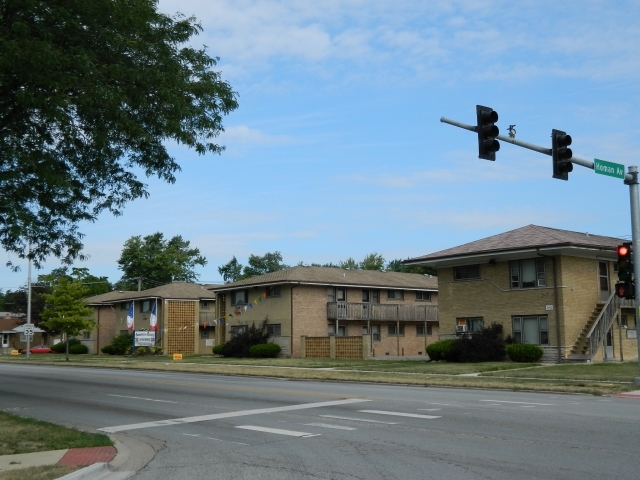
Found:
[440,116,637,185]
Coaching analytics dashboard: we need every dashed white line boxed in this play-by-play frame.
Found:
[107,394,177,404]
[426,403,463,407]
[479,400,553,406]
[303,423,357,431]
[236,426,320,437]
[183,433,248,446]
[359,410,441,420]
[320,415,398,425]
[99,398,370,433]
[417,408,442,412]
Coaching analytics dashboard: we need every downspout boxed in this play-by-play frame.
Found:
[538,249,563,361]
[290,284,299,358]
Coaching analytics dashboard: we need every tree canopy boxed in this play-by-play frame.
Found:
[117,232,207,288]
[218,252,289,283]
[38,267,111,297]
[0,0,238,268]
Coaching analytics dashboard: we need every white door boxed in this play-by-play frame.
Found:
[1,334,8,348]
[522,316,540,345]
[599,262,610,302]
[605,329,614,359]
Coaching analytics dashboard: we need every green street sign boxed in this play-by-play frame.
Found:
[594,158,625,179]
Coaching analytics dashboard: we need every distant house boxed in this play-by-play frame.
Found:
[0,312,47,353]
[210,266,438,358]
[85,282,218,355]
[405,225,638,362]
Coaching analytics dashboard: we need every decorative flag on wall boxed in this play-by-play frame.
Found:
[150,299,158,331]
[126,301,134,333]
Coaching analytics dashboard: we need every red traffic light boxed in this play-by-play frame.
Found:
[617,245,630,256]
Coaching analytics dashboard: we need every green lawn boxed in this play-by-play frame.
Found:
[481,361,640,382]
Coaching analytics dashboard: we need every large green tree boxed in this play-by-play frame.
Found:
[38,267,112,296]
[218,252,289,283]
[40,277,95,361]
[117,232,207,288]
[0,0,238,268]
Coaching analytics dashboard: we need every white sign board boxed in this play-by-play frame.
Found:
[545,305,554,311]
[627,329,637,339]
[23,324,34,336]
[135,331,156,347]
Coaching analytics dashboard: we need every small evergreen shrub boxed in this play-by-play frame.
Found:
[69,343,89,354]
[217,318,271,358]
[506,344,544,363]
[51,338,80,354]
[249,343,281,358]
[133,346,148,357]
[109,332,134,355]
[447,323,506,363]
[426,339,456,361]
[212,344,224,355]
[101,345,115,355]
[154,347,163,355]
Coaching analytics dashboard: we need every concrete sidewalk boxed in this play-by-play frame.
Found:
[0,446,116,472]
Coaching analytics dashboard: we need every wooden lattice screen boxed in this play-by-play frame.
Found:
[167,301,195,355]
[305,337,330,358]
[335,336,362,359]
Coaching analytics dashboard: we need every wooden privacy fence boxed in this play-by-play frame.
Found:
[300,335,371,359]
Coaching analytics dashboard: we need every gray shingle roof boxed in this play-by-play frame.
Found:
[406,224,626,263]
[212,266,437,291]
[85,282,218,304]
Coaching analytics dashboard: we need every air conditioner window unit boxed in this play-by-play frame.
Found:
[456,325,468,333]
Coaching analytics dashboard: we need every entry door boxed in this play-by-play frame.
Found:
[599,261,610,302]
[1,334,8,348]
[605,328,614,359]
[522,316,540,345]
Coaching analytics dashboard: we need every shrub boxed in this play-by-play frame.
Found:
[154,347,163,355]
[447,323,506,363]
[249,343,281,358]
[133,346,148,357]
[212,344,224,355]
[426,339,456,361]
[217,317,271,358]
[506,344,544,363]
[51,338,80,354]
[148,347,156,355]
[69,343,88,354]
[101,345,115,355]
[109,332,133,355]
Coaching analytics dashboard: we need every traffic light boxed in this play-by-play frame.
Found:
[552,129,573,180]
[615,243,635,300]
[476,105,500,161]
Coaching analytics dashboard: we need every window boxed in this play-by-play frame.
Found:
[415,291,431,301]
[200,329,209,339]
[327,287,335,302]
[457,317,484,333]
[140,300,151,313]
[387,290,404,300]
[231,290,248,305]
[121,301,130,311]
[388,324,405,336]
[621,315,628,327]
[328,325,346,336]
[82,332,91,340]
[454,265,480,281]
[510,259,546,289]
[230,325,247,337]
[362,325,369,335]
[512,316,548,345]
[371,325,380,341]
[416,325,433,336]
[267,324,281,336]
[201,301,210,310]
[336,287,346,302]
[362,290,370,303]
[267,287,281,298]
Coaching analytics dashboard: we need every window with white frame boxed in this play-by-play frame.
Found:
[416,325,432,336]
[231,290,248,305]
[82,332,91,340]
[140,300,151,313]
[388,324,405,336]
[201,301,210,310]
[456,317,483,333]
[387,290,404,300]
[267,286,281,298]
[415,291,431,301]
[510,259,546,289]
[328,324,346,336]
[121,301,130,310]
[200,329,209,339]
[371,324,380,341]
[267,324,281,336]
[621,315,628,327]
[454,265,480,281]
[230,325,247,337]
[336,287,346,302]
[512,316,548,345]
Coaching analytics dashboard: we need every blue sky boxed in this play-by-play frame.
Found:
[3,0,640,290]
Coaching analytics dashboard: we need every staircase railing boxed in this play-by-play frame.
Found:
[586,291,620,358]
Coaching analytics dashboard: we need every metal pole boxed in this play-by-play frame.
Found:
[26,245,31,360]
[626,166,640,385]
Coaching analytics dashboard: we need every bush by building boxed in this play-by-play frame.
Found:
[249,343,281,358]
[506,344,544,363]
[447,323,506,363]
[69,343,88,354]
[215,318,271,358]
[101,332,133,355]
[51,338,80,354]
[426,339,456,361]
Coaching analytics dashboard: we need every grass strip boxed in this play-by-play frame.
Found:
[0,465,80,480]
[0,412,112,456]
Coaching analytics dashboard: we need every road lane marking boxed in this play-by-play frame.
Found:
[320,415,398,425]
[417,408,441,411]
[236,426,320,437]
[520,406,536,408]
[426,403,462,407]
[183,433,248,446]
[303,423,357,431]
[479,400,553,406]
[98,398,370,433]
[359,410,441,419]
[108,394,177,404]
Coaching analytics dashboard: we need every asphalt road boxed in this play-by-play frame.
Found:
[0,363,638,479]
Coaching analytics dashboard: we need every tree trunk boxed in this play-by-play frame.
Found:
[65,334,69,361]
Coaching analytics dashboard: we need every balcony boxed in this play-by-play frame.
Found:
[199,311,218,325]
[327,302,438,322]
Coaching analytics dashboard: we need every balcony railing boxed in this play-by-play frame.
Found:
[327,302,438,322]
[199,311,218,325]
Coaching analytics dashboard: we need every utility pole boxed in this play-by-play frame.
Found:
[26,245,32,360]
[441,109,640,384]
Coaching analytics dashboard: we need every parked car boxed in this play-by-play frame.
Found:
[20,345,53,354]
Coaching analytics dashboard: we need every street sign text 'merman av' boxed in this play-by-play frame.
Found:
[594,158,625,179]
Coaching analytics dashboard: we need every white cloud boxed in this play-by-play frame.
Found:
[220,125,294,145]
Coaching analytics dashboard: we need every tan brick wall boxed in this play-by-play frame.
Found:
[94,306,117,354]
[292,285,331,357]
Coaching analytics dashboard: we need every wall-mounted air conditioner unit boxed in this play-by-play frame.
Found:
[456,325,468,333]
